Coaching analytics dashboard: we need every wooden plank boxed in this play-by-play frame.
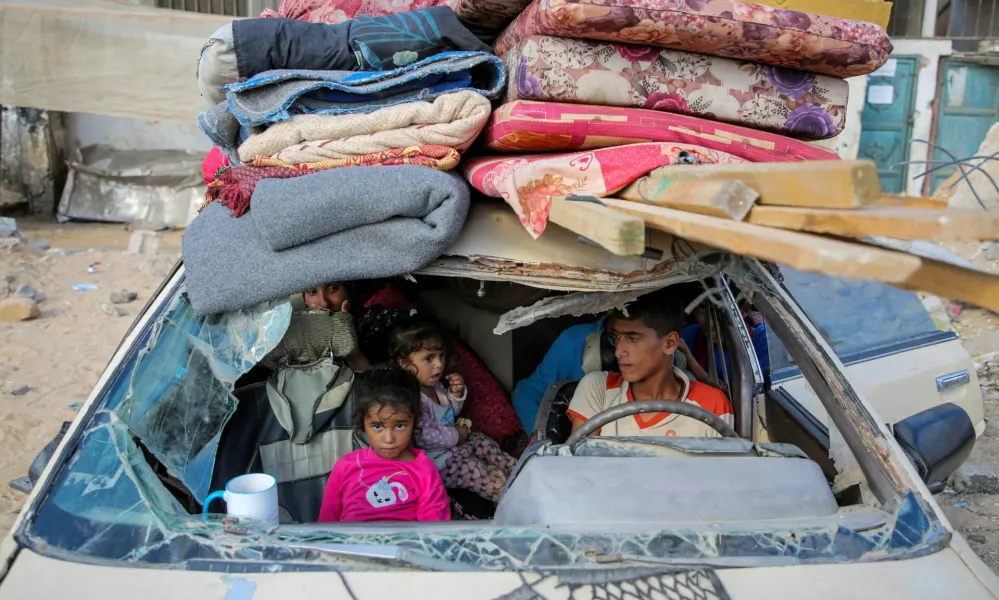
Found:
[592,196,922,282]
[897,258,999,313]
[616,179,759,221]
[549,196,646,256]
[872,194,949,209]
[749,0,892,28]
[746,205,999,241]
[640,160,881,209]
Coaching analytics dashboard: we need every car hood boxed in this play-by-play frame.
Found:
[2,537,998,600]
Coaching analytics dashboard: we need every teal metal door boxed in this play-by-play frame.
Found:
[858,56,919,194]
[930,59,999,193]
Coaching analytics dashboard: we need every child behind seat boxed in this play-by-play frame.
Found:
[391,318,516,504]
[317,369,450,523]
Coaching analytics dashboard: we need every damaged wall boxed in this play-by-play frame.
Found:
[0,106,67,214]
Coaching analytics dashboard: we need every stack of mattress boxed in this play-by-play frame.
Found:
[463,0,891,237]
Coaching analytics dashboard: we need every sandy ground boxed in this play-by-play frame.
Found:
[0,220,180,534]
[1,221,999,573]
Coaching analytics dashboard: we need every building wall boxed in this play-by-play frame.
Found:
[66,112,211,153]
[890,39,953,196]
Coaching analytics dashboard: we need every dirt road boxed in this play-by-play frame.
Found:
[2,221,999,573]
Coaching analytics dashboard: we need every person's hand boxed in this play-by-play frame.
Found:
[340,299,351,313]
[446,373,465,397]
[677,338,693,358]
[457,424,470,443]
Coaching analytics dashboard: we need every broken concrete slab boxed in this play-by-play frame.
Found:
[951,461,999,494]
[15,284,44,303]
[109,290,138,304]
[0,297,40,321]
[127,231,160,256]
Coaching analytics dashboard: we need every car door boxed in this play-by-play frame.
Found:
[762,267,984,439]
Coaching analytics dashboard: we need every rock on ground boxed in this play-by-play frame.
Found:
[952,461,999,495]
[0,297,40,322]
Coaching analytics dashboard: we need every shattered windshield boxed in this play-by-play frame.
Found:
[20,272,950,570]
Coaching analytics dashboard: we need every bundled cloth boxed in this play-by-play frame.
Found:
[463,143,746,238]
[199,51,504,150]
[237,91,491,163]
[183,165,471,316]
[198,7,490,105]
[225,52,505,126]
[206,146,462,217]
[484,100,841,161]
[493,0,892,78]
[505,36,849,140]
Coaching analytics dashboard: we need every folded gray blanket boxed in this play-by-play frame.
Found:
[182,165,470,316]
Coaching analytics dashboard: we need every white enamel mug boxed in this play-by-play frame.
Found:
[202,473,279,523]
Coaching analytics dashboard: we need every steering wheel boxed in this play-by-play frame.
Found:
[563,399,739,450]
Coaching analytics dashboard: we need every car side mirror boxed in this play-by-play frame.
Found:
[893,403,975,488]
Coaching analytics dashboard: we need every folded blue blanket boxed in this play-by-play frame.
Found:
[182,165,470,316]
[222,51,504,127]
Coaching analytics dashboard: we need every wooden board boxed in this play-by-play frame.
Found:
[746,205,999,241]
[897,258,999,313]
[872,194,949,209]
[749,0,892,28]
[640,160,881,209]
[615,179,759,221]
[549,196,646,256]
[595,196,922,282]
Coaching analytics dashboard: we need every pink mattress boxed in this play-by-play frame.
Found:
[463,142,747,237]
[505,36,849,140]
[484,100,842,161]
[494,0,892,78]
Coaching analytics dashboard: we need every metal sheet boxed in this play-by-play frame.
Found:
[57,145,204,227]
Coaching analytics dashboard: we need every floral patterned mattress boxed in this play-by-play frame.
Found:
[493,0,892,78]
[484,100,841,161]
[505,36,849,140]
[463,142,747,237]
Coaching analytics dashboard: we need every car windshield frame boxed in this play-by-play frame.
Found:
[13,263,952,572]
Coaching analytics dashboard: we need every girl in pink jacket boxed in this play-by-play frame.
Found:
[318,369,449,523]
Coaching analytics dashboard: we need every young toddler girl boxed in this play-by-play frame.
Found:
[318,368,450,522]
[391,318,516,503]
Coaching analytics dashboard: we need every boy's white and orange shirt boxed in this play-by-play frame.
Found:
[566,368,734,438]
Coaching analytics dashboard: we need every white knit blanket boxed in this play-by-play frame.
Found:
[237,91,492,163]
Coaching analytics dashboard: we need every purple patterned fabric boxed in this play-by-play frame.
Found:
[416,384,466,450]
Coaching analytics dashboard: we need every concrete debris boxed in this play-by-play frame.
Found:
[8,477,32,494]
[15,284,45,303]
[100,303,127,317]
[126,230,160,256]
[29,239,50,251]
[969,533,988,544]
[0,297,41,322]
[0,218,16,237]
[952,461,999,495]
[9,385,30,396]
[986,242,999,262]
[987,420,999,439]
[109,290,138,304]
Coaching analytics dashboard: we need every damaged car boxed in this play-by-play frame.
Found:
[0,203,996,599]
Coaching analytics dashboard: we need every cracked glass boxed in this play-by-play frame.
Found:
[21,274,949,573]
